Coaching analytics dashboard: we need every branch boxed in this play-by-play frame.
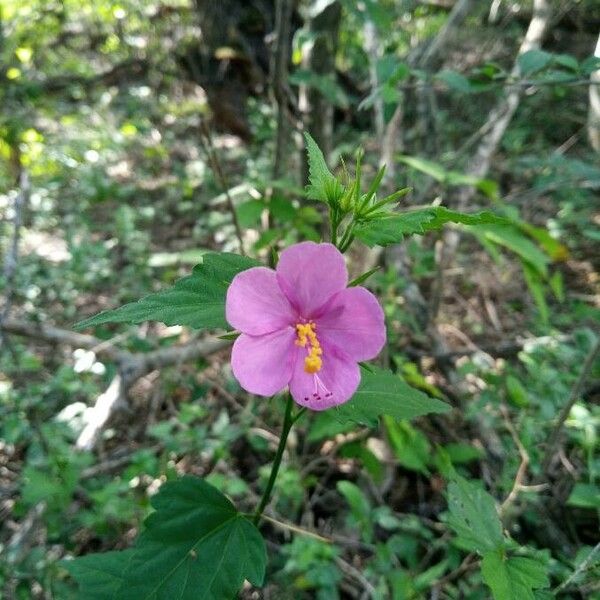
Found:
[41,58,148,95]
[541,337,600,476]
[457,0,551,207]
[418,0,476,70]
[407,333,573,361]
[76,335,229,451]
[271,0,294,181]
[199,121,246,256]
[380,0,476,180]
[0,318,130,362]
[0,171,29,352]
[554,541,600,594]
[1,318,230,451]
[499,404,530,517]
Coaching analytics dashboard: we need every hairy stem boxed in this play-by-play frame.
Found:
[253,395,303,524]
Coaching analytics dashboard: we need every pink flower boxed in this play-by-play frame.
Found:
[225,242,386,410]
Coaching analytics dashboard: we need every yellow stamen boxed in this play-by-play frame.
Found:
[295,321,323,373]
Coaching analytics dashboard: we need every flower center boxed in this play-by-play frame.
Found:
[295,321,323,373]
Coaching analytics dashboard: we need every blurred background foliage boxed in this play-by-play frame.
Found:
[0,0,599,598]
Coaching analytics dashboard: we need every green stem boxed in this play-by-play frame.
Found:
[253,395,299,524]
[339,233,355,254]
[337,221,355,253]
[330,207,339,246]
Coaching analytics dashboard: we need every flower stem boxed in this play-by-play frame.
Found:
[337,223,355,253]
[253,395,301,524]
[330,207,339,246]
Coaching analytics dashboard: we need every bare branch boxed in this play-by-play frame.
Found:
[457,0,551,207]
[2,318,230,451]
[541,337,600,477]
[199,121,247,255]
[381,0,476,180]
[1,171,30,352]
[499,404,530,517]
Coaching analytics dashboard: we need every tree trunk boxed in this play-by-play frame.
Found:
[588,34,600,152]
[300,0,341,181]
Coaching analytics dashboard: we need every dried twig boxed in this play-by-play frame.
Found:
[1,318,229,450]
[499,404,530,517]
[199,121,246,255]
[541,337,600,476]
[334,556,377,599]
[554,540,600,594]
[432,553,478,593]
[4,501,46,565]
[259,514,332,544]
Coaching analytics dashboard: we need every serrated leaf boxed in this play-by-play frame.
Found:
[119,476,266,600]
[333,367,450,426]
[446,476,504,554]
[481,550,550,600]
[75,253,258,330]
[355,207,507,247]
[304,132,343,204]
[63,550,135,600]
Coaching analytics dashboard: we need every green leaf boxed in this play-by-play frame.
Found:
[348,266,380,287]
[290,70,350,108]
[63,550,135,600]
[385,419,431,474]
[567,483,600,509]
[522,260,549,324]
[66,478,266,600]
[235,199,264,227]
[269,195,297,223]
[75,253,258,330]
[397,155,498,197]
[481,550,550,600]
[518,49,553,75]
[355,207,507,247]
[120,476,266,599]
[554,53,579,71]
[304,132,343,205]
[337,480,374,540]
[506,375,530,408]
[477,224,549,277]
[333,367,450,426]
[446,476,504,554]
[337,481,371,522]
[581,55,600,75]
[436,70,472,93]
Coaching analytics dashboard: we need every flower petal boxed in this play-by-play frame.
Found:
[276,242,347,317]
[226,267,296,335]
[317,286,386,361]
[231,328,296,397]
[289,341,360,411]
